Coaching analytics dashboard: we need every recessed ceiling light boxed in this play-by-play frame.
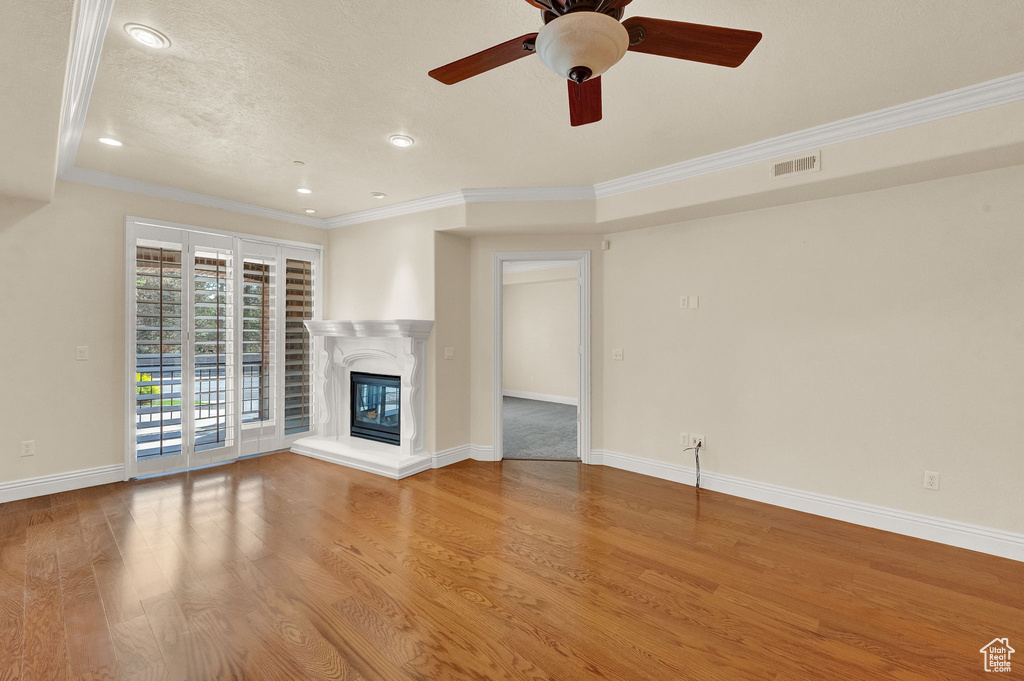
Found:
[370,192,387,200]
[305,209,316,214]
[389,135,415,148]
[297,188,312,194]
[124,23,171,49]
[98,137,123,146]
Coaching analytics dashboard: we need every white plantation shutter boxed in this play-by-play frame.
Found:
[134,239,185,463]
[283,256,315,435]
[240,241,279,456]
[126,220,320,477]
[192,243,235,453]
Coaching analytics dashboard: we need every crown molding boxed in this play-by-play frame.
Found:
[322,186,595,228]
[462,185,596,203]
[57,0,115,176]
[593,71,1024,199]
[54,0,1024,232]
[63,167,325,227]
[323,191,465,228]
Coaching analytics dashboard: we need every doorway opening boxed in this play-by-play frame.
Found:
[493,251,591,462]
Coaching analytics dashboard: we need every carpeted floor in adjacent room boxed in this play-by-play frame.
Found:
[502,396,578,460]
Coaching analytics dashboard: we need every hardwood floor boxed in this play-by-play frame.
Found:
[0,453,1020,680]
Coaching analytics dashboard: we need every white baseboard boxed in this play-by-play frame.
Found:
[0,464,125,504]
[433,445,472,468]
[591,449,1024,563]
[502,389,578,406]
[470,445,498,462]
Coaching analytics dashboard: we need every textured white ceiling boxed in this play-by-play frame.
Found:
[77,0,1024,218]
[0,0,73,202]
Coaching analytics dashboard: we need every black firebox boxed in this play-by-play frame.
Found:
[350,372,401,445]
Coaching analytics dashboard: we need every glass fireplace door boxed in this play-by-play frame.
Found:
[350,372,401,445]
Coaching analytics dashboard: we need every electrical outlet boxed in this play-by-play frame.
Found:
[923,471,940,490]
[612,348,624,361]
[76,346,89,361]
[679,296,689,309]
[690,434,705,449]
[443,347,455,360]
[21,440,35,457]
[679,432,689,447]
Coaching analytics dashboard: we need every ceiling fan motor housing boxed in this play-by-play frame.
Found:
[535,12,629,81]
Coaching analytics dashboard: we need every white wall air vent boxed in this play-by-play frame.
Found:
[770,151,821,179]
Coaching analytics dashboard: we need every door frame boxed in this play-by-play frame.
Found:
[493,250,591,463]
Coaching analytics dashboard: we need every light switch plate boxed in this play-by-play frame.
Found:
[76,346,89,361]
[690,296,699,309]
[443,347,455,360]
[612,348,624,361]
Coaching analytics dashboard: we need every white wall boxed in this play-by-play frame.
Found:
[433,231,472,452]
[502,265,579,401]
[601,164,1024,534]
[324,213,443,321]
[0,180,325,483]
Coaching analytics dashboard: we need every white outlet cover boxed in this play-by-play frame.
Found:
[690,433,706,448]
[443,347,455,360]
[76,346,89,361]
[680,432,689,446]
[924,471,940,490]
[612,348,624,361]
[679,296,689,309]
[20,440,35,457]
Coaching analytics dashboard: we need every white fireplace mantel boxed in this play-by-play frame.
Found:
[291,319,434,479]
[304,319,434,340]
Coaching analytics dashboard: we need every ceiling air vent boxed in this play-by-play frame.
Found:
[770,151,821,179]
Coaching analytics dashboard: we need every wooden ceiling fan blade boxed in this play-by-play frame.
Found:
[568,77,602,127]
[622,17,762,68]
[429,33,539,85]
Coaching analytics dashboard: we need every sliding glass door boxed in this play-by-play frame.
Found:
[127,220,319,478]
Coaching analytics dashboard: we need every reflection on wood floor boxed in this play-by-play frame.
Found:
[1,452,1021,680]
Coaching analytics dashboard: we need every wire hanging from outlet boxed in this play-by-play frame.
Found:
[683,443,703,489]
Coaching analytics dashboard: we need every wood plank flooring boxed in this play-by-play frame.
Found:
[0,453,1020,680]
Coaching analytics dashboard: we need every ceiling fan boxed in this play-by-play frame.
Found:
[429,0,762,127]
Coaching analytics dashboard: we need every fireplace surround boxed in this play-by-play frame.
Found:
[291,320,434,479]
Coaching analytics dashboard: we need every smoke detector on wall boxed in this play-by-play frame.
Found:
[770,151,821,179]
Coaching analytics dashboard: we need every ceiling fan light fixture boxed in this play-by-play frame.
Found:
[535,12,628,81]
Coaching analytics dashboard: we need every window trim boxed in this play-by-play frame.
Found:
[124,216,323,480]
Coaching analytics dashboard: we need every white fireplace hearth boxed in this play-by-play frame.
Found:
[291,320,434,479]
